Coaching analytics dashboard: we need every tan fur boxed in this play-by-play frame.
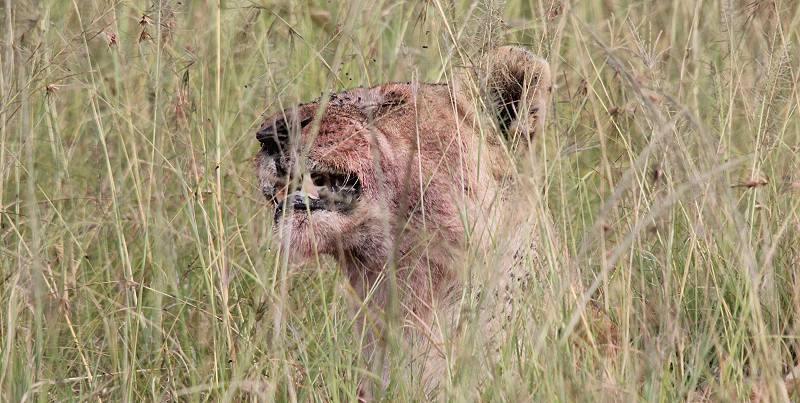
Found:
[255,46,551,395]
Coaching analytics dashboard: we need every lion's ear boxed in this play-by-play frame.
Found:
[454,46,551,148]
[257,107,313,156]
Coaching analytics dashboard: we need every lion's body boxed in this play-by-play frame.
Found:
[255,46,551,395]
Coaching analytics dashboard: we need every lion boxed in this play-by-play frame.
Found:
[255,46,551,397]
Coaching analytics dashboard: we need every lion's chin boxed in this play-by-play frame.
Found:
[273,210,344,264]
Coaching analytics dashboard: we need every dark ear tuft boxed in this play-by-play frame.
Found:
[256,108,312,156]
[455,46,551,148]
[256,117,287,156]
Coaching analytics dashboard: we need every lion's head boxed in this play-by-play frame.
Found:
[255,46,551,298]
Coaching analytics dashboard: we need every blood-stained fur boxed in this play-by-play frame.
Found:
[255,46,551,395]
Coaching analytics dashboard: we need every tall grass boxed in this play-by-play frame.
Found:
[1,0,799,401]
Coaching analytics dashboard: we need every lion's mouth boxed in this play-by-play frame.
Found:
[270,170,361,222]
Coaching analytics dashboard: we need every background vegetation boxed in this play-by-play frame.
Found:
[1,0,799,401]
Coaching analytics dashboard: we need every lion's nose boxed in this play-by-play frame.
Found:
[300,173,320,199]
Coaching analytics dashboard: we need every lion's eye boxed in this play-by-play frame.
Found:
[310,171,360,193]
[311,172,328,187]
[330,173,358,191]
[331,175,345,189]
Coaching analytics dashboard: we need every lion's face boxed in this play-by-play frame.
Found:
[256,47,551,267]
[255,84,431,263]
